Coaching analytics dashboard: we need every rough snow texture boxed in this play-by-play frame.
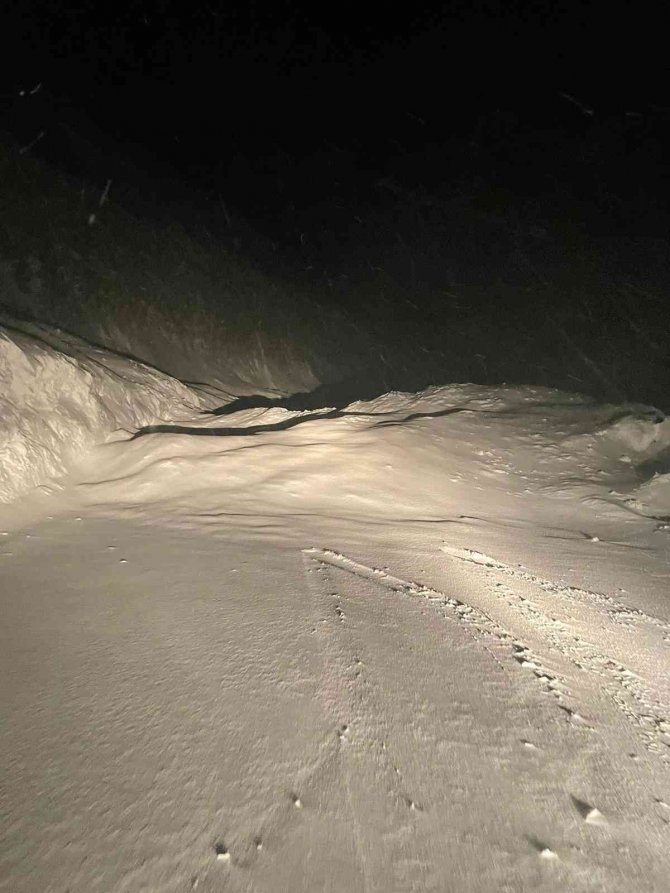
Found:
[2,323,670,892]
[72,380,670,526]
[0,317,218,503]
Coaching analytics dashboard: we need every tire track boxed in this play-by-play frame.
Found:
[306,547,670,765]
[440,545,670,635]
[301,552,428,892]
[304,548,573,727]
[303,547,670,890]
[440,545,670,764]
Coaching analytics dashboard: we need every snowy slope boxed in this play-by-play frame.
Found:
[1,324,670,892]
[0,316,222,503]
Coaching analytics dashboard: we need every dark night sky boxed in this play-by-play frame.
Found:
[3,2,666,197]
[1,0,669,268]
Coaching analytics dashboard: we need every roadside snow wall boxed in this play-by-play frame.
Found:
[0,317,217,503]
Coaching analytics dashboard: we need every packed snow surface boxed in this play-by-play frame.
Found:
[1,323,670,892]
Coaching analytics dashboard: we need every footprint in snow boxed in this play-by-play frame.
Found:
[214,842,231,862]
[571,795,607,825]
[654,798,669,822]
[558,705,591,727]
[526,835,559,860]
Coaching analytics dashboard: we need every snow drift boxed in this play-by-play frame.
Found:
[0,316,219,504]
[2,314,669,522]
[72,383,670,526]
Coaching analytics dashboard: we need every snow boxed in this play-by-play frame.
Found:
[1,321,670,891]
[0,315,220,504]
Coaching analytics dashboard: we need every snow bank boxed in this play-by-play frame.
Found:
[4,310,669,528]
[74,383,670,523]
[0,317,219,503]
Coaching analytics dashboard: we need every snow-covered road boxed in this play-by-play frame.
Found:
[2,324,670,891]
[2,509,670,891]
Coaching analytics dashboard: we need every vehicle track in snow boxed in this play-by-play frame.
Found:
[301,550,432,892]
[302,546,670,890]
[439,545,670,765]
[304,548,578,730]
[305,546,670,768]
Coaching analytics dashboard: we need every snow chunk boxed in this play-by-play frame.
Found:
[630,472,670,517]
